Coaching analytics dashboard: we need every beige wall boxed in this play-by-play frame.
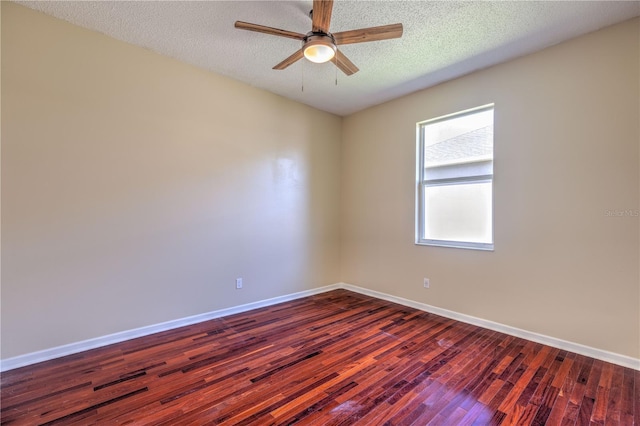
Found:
[341,18,640,358]
[1,3,342,358]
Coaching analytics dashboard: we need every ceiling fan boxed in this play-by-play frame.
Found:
[234,0,403,76]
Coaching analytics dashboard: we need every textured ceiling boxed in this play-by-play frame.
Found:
[15,1,640,116]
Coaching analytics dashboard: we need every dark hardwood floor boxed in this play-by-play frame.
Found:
[1,289,638,425]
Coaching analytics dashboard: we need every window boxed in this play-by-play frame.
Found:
[416,105,494,250]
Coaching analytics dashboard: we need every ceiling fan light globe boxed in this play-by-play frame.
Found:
[303,37,336,63]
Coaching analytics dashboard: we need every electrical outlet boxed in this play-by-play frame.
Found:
[236,278,243,289]
[423,278,430,288]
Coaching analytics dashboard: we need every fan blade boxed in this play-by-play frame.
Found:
[273,49,304,70]
[333,23,403,45]
[312,0,333,33]
[334,50,359,76]
[235,21,305,41]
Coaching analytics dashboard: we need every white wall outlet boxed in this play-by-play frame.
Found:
[423,278,430,288]
[236,278,243,289]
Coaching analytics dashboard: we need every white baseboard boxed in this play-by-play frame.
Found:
[2,282,638,372]
[0,284,341,372]
[337,282,640,371]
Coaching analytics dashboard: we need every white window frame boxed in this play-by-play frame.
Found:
[416,104,494,251]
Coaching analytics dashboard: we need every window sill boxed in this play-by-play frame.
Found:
[415,240,494,251]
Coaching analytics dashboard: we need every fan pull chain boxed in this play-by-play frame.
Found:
[335,53,338,86]
[301,57,305,92]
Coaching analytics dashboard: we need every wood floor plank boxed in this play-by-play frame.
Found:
[1,289,637,426]
[619,368,636,425]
